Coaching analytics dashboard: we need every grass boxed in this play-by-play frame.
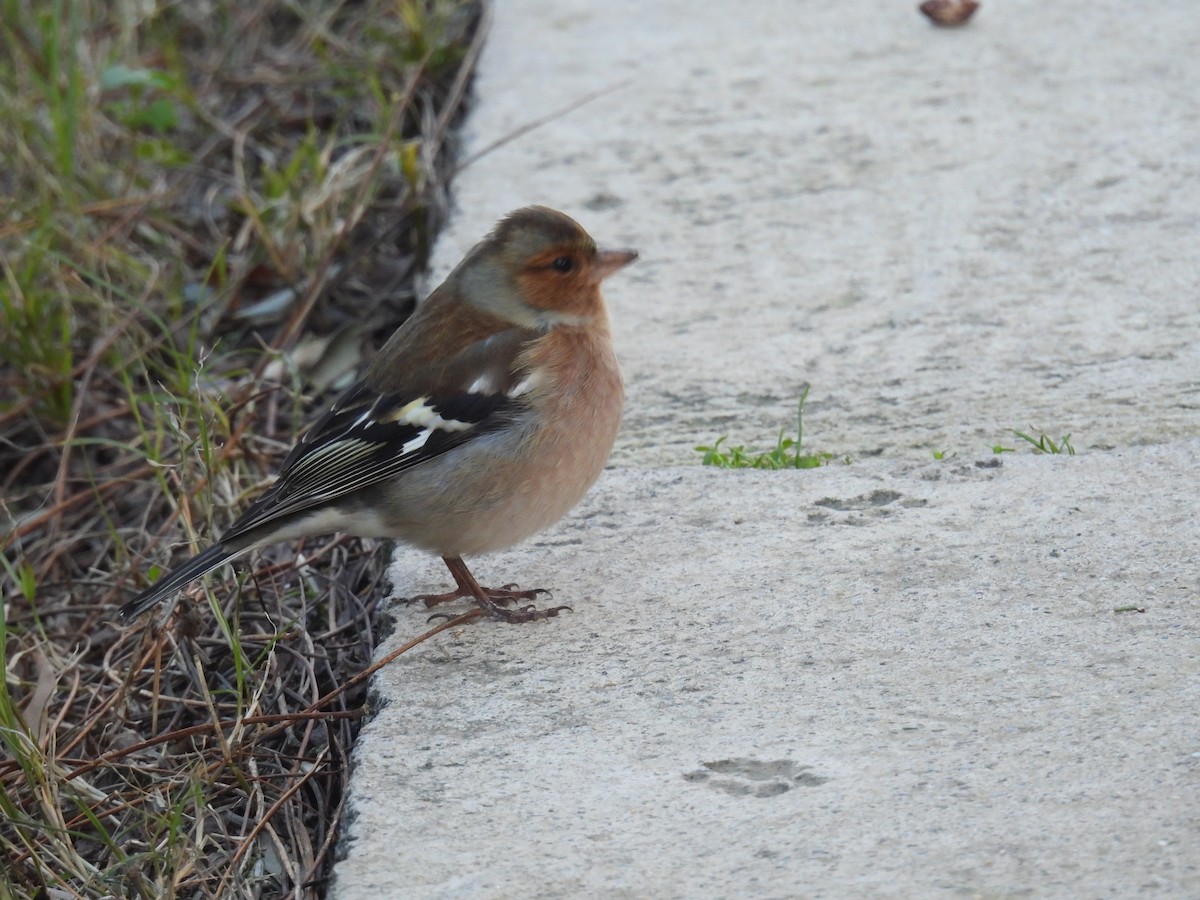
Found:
[696,386,839,469]
[993,429,1076,455]
[696,400,1079,468]
[0,0,485,895]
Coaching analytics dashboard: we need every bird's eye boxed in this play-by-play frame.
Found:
[551,256,574,273]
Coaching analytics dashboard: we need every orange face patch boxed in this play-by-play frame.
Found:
[515,245,603,318]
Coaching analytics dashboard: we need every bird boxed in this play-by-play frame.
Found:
[119,206,636,624]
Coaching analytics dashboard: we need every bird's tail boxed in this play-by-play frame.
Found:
[118,542,241,619]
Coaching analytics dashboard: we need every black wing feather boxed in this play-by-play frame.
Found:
[220,384,520,543]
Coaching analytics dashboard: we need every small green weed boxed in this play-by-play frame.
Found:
[697,386,836,470]
[996,429,1076,455]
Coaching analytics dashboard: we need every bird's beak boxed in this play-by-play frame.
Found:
[593,248,638,282]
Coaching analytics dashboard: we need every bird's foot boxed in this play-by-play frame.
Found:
[476,596,572,624]
[421,585,570,624]
[404,582,551,609]
[420,558,571,624]
[401,587,466,609]
[428,600,571,624]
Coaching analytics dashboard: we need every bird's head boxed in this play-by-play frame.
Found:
[455,206,637,329]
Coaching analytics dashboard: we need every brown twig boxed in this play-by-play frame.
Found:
[452,78,634,176]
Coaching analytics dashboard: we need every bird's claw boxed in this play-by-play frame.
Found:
[486,603,572,624]
[400,590,460,609]
[426,601,571,625]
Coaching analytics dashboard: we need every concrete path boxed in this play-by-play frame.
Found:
[331,1,1200,896]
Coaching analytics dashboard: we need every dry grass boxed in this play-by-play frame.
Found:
[0,0,485,895]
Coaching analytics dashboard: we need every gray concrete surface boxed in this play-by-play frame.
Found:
[332,0,1200,896]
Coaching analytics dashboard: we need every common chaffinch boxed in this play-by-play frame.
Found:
[119,206,636,623]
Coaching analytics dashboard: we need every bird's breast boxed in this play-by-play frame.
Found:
[371,326,623,557]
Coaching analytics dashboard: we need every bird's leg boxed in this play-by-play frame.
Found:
[436,556,568,623]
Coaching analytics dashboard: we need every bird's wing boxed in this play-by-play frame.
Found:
[221,326,537,542]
